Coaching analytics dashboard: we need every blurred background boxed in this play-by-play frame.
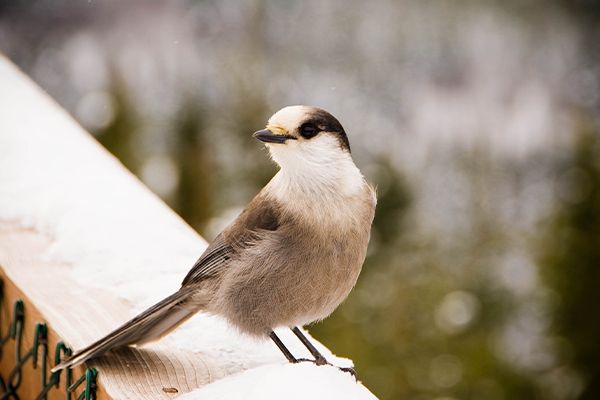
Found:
[1,1,599,399]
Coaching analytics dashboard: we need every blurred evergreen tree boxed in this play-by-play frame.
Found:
[174,104,215,231]
[96,73,140,174]
[540,122,600,400]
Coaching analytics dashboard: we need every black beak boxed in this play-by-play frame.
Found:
[253,129,297,144]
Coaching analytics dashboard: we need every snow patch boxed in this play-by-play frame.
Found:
[178,363,376,400]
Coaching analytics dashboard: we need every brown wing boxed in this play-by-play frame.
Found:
[181,193,280,286]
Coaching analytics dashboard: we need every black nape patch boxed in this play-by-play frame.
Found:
[305,108,351,152]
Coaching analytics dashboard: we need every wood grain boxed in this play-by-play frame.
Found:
[0,222,218,399]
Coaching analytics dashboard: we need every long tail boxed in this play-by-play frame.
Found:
[52,288,198,372]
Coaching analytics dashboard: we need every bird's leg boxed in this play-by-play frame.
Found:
[269,331,298,363]
[291,327,328,365]
[291,327,358,377]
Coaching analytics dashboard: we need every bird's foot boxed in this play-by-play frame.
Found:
[294,358,313,363]
[293,356,327,366]
[293,358,358,379]
[314,354,329,366]
[338,366,358,378]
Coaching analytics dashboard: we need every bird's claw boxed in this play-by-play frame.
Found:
[294,358,358,380]
[339,366,358,379]
[314,356,328,366]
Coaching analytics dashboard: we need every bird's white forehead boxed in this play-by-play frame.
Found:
[267,105,312,130]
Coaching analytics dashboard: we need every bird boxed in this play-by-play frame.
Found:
[52,105,377,374]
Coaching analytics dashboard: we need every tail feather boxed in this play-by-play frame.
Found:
[51,288,197,372]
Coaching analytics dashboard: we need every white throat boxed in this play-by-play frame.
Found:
[265,135,366,225]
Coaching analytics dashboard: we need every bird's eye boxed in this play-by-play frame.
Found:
[300,123,318,139]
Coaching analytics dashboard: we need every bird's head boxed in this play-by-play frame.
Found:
[253,106,352,171]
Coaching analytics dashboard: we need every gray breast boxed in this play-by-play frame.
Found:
[210,196,374,336]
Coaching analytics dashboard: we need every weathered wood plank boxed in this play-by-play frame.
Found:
[0,222,216,399]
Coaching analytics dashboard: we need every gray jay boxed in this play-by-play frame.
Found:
[52,105,377,374]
